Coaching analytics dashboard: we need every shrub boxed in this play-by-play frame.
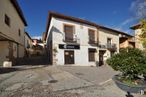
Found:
[107,48,146,80]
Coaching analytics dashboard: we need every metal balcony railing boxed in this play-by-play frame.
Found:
[98,43,117,51]
[88,36,99,45]
[63,35,80,44]
[106,43,117,50]
[88,40,99,45]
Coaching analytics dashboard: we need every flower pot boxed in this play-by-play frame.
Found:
[113,75,146,93]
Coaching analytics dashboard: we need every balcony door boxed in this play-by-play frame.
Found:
[64,24,74,42]
[107,38,112,45]
[99,50,106,66]
[88,29,95,42]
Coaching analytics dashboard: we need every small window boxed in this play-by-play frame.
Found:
[18,29,21,36]
[88,49,96,62]
[5,14,10,26]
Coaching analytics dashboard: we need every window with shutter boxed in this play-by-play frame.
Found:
[88,29,95,42]
[64,25,74,41]
[88,49,96,62]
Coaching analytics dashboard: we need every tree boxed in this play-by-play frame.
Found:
[139,19,146,52]
[107,48,146,80]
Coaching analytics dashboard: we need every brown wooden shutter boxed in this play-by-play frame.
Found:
[89,50,95,61]
[64,25,74,41]
[88,29,95,42]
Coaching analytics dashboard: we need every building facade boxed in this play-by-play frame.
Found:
[131,24,144,50]
[44,12,133,66]
[119,34,135,49]
[0,0,27,66]
[24,32,32,57]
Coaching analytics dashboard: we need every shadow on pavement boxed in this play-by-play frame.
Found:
[0,65,48,74]
[125,92,134,97]
[0,68,19,74]
[14,56,51,66]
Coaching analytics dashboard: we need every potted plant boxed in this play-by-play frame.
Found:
[107,48,146,93]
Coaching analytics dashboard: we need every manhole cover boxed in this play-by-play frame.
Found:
[48,80,58,83]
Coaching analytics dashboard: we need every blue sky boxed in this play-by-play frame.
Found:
[17,0,144,38]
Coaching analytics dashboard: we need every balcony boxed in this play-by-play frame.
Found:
[88,40,99,46]
[128,37,135,43]
[88,36,99,46]
[106,43,117,51]
[98,43,117,51]
[63,35,80,44]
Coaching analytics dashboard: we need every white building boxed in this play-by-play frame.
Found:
[45,12,130,66]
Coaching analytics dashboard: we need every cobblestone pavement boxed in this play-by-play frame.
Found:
[0,65,145,97]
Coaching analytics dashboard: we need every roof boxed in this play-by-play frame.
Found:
[25,32,32,40]
[45,11,133,40]
[130,24,141,30]
[10,0,27,26]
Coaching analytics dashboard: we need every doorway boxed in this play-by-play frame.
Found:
[64,50,74,64]
[99,50,106,66]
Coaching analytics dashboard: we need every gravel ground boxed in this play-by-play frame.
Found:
[0,65,145,97]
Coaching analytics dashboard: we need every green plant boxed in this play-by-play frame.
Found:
[53,47,58,53]
[107,48,146,80]
[53,47,58,57]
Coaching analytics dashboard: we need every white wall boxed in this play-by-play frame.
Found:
[51,18,99,66]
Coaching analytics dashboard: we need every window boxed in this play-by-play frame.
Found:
[107,38,112,45]
[88,49,96,62]
[18,29,21,36]
[5,14,10,26]
[64,24,74,41]
[88,29,95,42]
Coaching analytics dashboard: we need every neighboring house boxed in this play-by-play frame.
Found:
[24,32,32,57]
[42,32,46,43]
[32,39,45,47]
[31,39,45,56]
[0,0,27,66]
[44,12,133,66]
[119,33,135,49]
[130,24,144,50]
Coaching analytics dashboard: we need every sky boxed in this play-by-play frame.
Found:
[17,0,146,39]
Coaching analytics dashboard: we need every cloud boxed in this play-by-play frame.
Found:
[130,0,146,18]
[115,17,139,30]
[114,0,146,33]
[32,36,42,39]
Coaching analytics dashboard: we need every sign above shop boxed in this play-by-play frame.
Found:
[59,44,80,49]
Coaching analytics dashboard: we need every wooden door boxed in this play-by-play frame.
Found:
[99,50,105,66]
[64,51,74,64]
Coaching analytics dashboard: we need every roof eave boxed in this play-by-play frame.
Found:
[11,0,27,26]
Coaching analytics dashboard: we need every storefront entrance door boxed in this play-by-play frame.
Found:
[64,51,74,64]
